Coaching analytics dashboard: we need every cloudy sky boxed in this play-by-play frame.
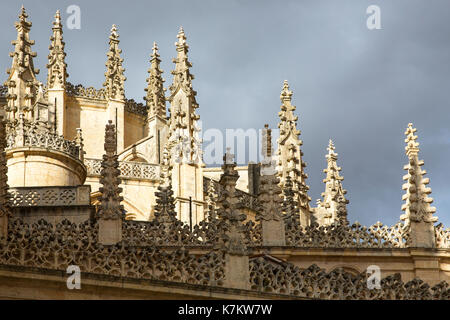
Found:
[1,0,449,227]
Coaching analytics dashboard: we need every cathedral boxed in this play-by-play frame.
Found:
[0,6,449,300]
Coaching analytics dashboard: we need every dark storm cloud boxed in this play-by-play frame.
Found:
[0,0,449,226]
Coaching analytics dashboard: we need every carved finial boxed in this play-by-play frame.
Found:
[153,184,177,225]
[400,124,437,226]
[217,150,247,255]
[5,6,40,122]
[98,120,124,220]
[276,80,311,225]
[405,123,419,157]
[47,9,68,89]
[258,165,283,222]
[19,5,28,22]
[280,80,293,102]
[176,26,186,47]
[110,24,119,41]
[165,27,201,166]
[221,148,238,177]
[103,24,126,100]
[317,140,349,225]
[144,41,166,120]
[327,139,336,155]
[169,26,196,99]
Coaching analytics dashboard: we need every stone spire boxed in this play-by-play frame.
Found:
[400,124,437,226]
[258,125,285,245]
[276,80,311,225]
[168,27,198,103]
[315,140,349,225]
[166,27,202,165]
[258,125,283,219]
[4,6,40,122]
[144,42,166,120]
[153,183,178,227]
[98,120,124,220]
[103,24,126,101]
[218,149,250,290]
[217,148,247,255]
[47,10,68,90]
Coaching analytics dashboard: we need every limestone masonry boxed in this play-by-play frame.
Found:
[0,6,448,300]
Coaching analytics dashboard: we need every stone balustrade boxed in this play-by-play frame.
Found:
[85,158,160,181]
[8,185,91,207]
[6,123,82,160]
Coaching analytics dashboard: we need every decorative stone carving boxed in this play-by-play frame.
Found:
[124,98,147,117]
[144,42,166,120]
[0,218,225,286]
[314,140,349,226]
[276,80,311,226]
[249,258,449,299]
[285,220,408,248]
[65,82,107,100]
[8,185,90,207]
[5,117,81,159]
[103,25,126,101]
[204,177,260,213]
[166,27,202,165]
[98,121,124,220]
[46,10,68,90]
[85,158,160,180]
[400,123,437,248]
[4,6,40,123]
[257,124,285,246]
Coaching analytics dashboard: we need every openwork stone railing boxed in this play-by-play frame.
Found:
[0,218,225,286]
[6,123,81,160]
[249,257,449,299]
[125,98,147,117]
[85,158,160,180]
[65,82,107,100]
[8,186,91,207]
[284,220,408,248]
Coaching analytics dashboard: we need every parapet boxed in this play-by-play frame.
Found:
[5,119,86,187]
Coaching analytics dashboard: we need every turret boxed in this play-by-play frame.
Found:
[4,7,85,188]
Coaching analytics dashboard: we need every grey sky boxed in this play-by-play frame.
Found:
[1,0,449,227]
